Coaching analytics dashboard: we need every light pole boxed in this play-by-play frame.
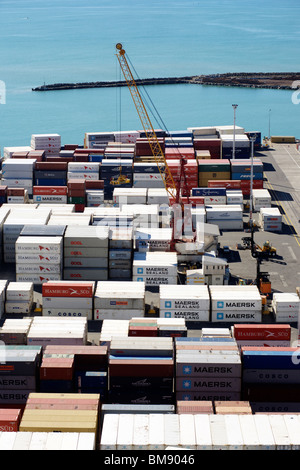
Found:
[249,134,256,253]
[268,109,271,140]
[232,104,238,159]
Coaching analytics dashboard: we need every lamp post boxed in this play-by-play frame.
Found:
[268,108,271,140]
[249,134,256,254]
[232,104,238,159]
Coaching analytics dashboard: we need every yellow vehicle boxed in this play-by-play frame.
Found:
[253,240,277,257]
[110,166,131,186]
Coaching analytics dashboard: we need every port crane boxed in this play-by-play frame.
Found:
[115,43,200,253]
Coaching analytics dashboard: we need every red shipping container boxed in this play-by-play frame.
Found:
[234,324,291,341]
[73,154,89,162]
[76,148,104,155]
[128,326,158,337]
[0,408,22,432]
[169,196,204,207]
[208,180,241,189]
[165,148,195,159]
[109,358,174,377]
[42,281,95,298]
[40,357,74,380]
[67,189,85,197]
[85,180,104,189]
[240,179,264,195]
[35,161,68,171]
[33,186,68,196]
[11,152,29,159]
[7,188,25,196]
[74,203,85,213]
[64,145,78,151]
[0,186,7,196]
[67,179,86,189]
[46,156,74,163]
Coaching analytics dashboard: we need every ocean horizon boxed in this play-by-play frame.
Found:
[0,0,299,152]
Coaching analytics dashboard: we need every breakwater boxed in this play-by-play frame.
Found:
[32,72,300,92]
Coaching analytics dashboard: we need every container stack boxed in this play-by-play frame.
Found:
[135,228,173,253]
[205,205,243,230]
[252,189,271,211]
[1,159,36,197]
[272,293,300,323]
[33,186,68,204]
[15,236,63,284]
[159,285,210,321]
[41,281,95,320]
[132,252,178,288]
[191,187,227,205]
[134,137,165,159]
[104,142,135,160]
[0,208,10,262]
[232,324,291,349]
[108,336,175,405]
[31,134,61,158]
[198,159,230,187]
[84,131,115,149]
[93,281,145,321]
[0,345,42,408]
[114,129,140,144]
[5,282,34,315]
[2,207,51,263]
[0,318,33,344]
[113,188,147,206]
[99,319,130,348]
[63,226,109,282]
[226,189,243,207]
[165,159,198,196]
[175,337,242,401]
[259,207,282,232]
[19,392,100,436]
[27,316,88,347]
[101,159,133,200]
[220,134,250,159]
[108,227,133,280]
[0,409,22,432]
[209,285,262,323]
[230,159,264,196]
[241,347,300,413]
[133,162,165,189]
[34,162,68,187]
[67,162,100,182]
[39,352,75,393]
[67,178,86,212]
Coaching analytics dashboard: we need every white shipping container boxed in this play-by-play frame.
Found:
[238,415,261,450]
[179,414,197,449]
[267,415,292,450]
[254,415,276,450]
[42,296,93,309]
[6,282,33,301]
[164,415,180,448]
[16,253,62,264]
[16,274,62,284]
[194,414,212,450]
[42,308,93,319]
[224,414,244,450]
[116,414,134,450]
[16,264,62,274]
[209,415,228,450]
[100,414,119,450]
[94,308,144,321]
[15,236,63,253]
[133,414,149,450]
[148,414,165,450]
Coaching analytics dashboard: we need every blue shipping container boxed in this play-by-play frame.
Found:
[242,350,300,369]
[192,187,226,197]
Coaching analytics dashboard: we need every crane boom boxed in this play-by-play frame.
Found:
[115,43,197,252]
[115,43,180,202]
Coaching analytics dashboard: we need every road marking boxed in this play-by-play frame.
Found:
[283,145,300,170]
[287,245,298,261]
[280,274,288,287]
[264,178,300,249]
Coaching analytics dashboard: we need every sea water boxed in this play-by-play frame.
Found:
[0,0,299,153]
